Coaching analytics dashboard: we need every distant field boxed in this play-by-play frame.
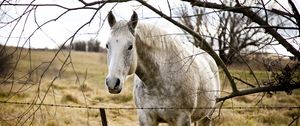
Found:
[0,48,299,126]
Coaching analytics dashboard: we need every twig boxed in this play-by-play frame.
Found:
[232,76,256,88]
[245,26,299,30]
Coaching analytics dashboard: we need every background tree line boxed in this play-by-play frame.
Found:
[61,39,106,53]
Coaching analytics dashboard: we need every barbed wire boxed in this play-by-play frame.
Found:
[1,100,299,110]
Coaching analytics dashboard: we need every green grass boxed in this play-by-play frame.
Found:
[0,48,299,126]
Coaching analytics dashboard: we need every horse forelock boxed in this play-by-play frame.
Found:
[110,20,134,38]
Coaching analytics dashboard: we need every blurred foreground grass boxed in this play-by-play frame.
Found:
[0,48,299,126]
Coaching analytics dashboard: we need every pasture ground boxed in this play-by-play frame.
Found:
[0,48,299,126]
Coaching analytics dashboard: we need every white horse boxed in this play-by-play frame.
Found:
[105,11,220,126]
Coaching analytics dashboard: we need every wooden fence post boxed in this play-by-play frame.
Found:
[99,108,108,126]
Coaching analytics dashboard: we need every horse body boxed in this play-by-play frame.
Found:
[133,23,220,125]
[105,11,220,126]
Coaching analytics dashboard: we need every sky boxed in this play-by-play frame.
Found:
[0,0,182,49]
[0,0,299,56]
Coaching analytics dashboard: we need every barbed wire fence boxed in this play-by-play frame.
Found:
[2,100,300,110]
[1,100,300,126]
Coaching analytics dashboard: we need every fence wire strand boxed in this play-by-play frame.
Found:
[1,100,299,110]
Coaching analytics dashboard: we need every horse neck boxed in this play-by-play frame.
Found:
[134,34,186,88]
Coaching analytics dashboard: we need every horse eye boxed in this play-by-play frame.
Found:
[128,45,133,50]
[106,44,109,49]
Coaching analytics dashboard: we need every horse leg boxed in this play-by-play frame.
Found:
[197,117,212,126]
[137,110,158,126]
[169,113,191,126]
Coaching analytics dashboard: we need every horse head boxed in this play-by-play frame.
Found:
[105,11,138,94]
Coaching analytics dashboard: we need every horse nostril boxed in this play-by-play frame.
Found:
[105,78,109,85]
[115,78,120,89]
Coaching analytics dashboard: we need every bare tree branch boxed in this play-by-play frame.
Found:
[182,0,300,59]
[217,82,300,102]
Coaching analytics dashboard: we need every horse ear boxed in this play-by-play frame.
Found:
[108,11,116,28]
[128,11,138,34]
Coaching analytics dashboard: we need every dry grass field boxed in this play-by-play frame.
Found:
[0,48,299,126]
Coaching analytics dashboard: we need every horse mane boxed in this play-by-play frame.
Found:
[111,20,181,51]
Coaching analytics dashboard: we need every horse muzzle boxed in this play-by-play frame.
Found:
[108,88,122,94]
[105,76,122,94]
